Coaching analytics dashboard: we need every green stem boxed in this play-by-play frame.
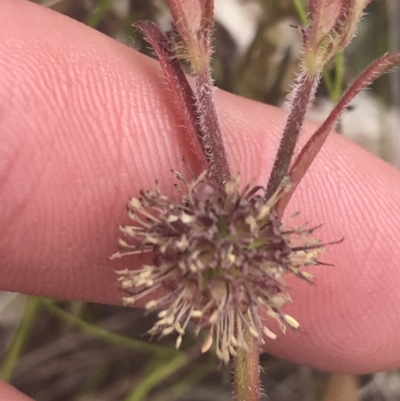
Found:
[322,68,334,100]
[333,52,345,102]
[123,354,188,401]
[41,298,175,358]
[0,296,41,381]
[234,331,260,401]
[150,361,214,401]
[86,0,114,28]
[321,53,345,102]
[292,0,308,25]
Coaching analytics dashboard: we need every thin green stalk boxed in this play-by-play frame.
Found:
[41,298,176,358]
[292,0,308,25]
[0,296,41,381]
[332,52,345,102]
[68,301,87,320]
[41,0,66,7]
[123,354,188,401]
[322,68,334,100]
[234,331,260,401]
[151,362,214,401]
[322,53,345,102]
[86,0,114,28]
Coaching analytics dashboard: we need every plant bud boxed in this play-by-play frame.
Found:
[304,0,373,74]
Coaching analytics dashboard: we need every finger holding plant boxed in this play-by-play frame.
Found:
[111,1,400,399]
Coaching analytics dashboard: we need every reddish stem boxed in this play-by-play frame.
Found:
[195,68,231,184]
[266,72,319,200]
[234,332,260,401]
[277,53,400,213]
[136,21,208,173]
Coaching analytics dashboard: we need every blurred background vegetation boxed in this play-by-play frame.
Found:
[1,1,400,400]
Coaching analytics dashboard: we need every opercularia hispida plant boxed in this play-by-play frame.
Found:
[111,0,400,399]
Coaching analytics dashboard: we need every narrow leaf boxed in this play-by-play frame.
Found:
[136,21,207,171]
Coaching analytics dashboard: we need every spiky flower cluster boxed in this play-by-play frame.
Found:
[112,171,324,363]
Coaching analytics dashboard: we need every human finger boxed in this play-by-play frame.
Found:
[1,0,400,373]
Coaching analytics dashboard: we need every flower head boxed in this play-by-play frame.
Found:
[303,0,373,74]
[112,172,324,363]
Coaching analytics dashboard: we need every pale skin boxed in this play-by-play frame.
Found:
[2,1,400,399]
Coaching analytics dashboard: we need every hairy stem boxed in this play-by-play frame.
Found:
[195,68,231,184]
[136,21,208,174]
[277,53,400,213]
[265,72,319,199]
[234,331,260,401]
